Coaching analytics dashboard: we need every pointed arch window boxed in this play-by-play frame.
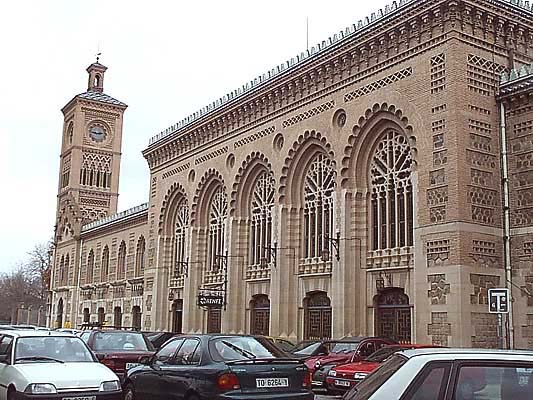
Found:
[174,201,189,276]
[101,246,109,282]
[135,236,146,277]
[87,250,95,284]
[303,154,336,260]
[250,172,275,266]
[370,130,413,251]
[117,241,126,280]
[208,188,227,270]
[58,255,65,287]
[62,254,70,286]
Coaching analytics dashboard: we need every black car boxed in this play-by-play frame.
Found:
[143,331,179,350]
[123,334,313,400]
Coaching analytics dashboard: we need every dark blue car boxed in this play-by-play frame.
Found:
[123,334,313,400]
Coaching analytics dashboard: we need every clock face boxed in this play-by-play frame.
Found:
[89,126,107,142]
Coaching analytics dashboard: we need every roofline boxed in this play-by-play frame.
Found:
[81,203,148,234]
[145,0,533,150]
[61,93,128,115]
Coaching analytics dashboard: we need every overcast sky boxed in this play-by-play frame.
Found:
[0,0,389,272]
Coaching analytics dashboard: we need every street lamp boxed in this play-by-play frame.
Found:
[322,230,341,262]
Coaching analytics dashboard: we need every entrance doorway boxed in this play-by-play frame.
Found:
[171,299,183,333]
[304,291,332,340]
[207,308,221,333]
[132,306,142,330]
[56,298,64,329]
[97,307,105,324]
[83,308,90,323]
[376,288,412,343]
[113,307,122,328]
[250,295,270,335]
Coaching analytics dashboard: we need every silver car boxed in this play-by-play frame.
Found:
[343,348,533,400]
[0,330,121,400]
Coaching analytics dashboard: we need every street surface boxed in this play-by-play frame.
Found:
[315,394,342,399]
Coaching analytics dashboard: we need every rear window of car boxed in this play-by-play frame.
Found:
[92,332,152,351]
[331,342,360,353]
[209,336,285,362]
[344,354,407,400]
[292,341,321,355]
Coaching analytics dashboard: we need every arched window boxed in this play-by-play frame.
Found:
[62,254,70,286]
[94,74,100,87]
[208,188,227,270]
[113,306,122,328]
[117,241,126,280]
[303,154,335,260]
[67,122,73,145]
[58,255,65,286]
[370,130,413,251]
[174,201,189,276]
[132,306,142,330]
[135,236,146,277]
[87,250,95,284]
[250,173,275,266]
[101,246,109,282]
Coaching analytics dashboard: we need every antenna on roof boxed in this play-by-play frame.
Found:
[306,17,309,50]
[96,43,101,63]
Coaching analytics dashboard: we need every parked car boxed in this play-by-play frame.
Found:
[0,326,15,331]
[289,340,324,359]
[342,348,533,400]
[0,329,122,400]
[262,336,295,352]
[56,328,81,335]
[142,331,178,350]
[307,336,397,391]
[326,344,440,394]
[79,328,155,380]
[123,334,313,400]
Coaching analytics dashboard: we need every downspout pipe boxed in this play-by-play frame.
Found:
[500,101,514,349]
[75,237,84,329]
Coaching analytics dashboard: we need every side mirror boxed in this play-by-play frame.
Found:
[139,355,152,365]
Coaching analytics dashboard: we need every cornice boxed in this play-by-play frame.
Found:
[143,0,533,171]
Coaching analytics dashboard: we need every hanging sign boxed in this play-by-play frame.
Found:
[197,294,224,308]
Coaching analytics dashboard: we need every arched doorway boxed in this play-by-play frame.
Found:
[171,300,183,333]
[56,298,64,329]
[207,308,221,334]
[375,288,412,343]
[132,306,142,330]
[83,308,90,323]
[113,306,122,328]
[250,295,270,335]
[304,292,332,340]
[97,307,105,324]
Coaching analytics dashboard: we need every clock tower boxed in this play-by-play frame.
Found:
[55,61,127,242]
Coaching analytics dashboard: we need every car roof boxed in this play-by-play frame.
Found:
[0,329,78,338]
[400,348,533,360]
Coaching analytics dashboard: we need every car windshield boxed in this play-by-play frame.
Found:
[344,354,407,400]
[365,346,403,362]
[15,336,94,363]
[93,332,151,351]
[292,341,321,355]
[331,342,360,353]
[210,336,285,362]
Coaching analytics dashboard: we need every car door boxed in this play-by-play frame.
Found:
[0,335,14,400]
[135,338,184,400]
[400,361,451,400]
[160,338,202,400]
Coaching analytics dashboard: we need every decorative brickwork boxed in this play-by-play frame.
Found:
[427,275,450,304]
[467,55,507,96]
[430,54,446,94]
[282,102,335,128]
[520,276,533,307]
[470,274,500,305]
[162,163,190,179]
[343,67,413,102]
[426,239,450,267]
[471,313,499,348]
[470,240,499,269]
[234,126,275,149]
[427,312,451,346]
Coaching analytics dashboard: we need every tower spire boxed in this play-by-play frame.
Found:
[86,60,107,93]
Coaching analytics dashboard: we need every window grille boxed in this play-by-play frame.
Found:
[135,236,146,277]
[117,241,126,280]
[303,154,335,260]
[249,172,275,266]
[207,188,227,270]
[370,130,413,251]
[101,246,109,282]
[174,201,189,277]
[87,250,94,284]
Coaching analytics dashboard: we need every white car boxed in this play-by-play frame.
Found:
[0,330,121,400]
[342,348,533,400]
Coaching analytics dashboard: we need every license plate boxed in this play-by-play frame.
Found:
[335,379,351,387]
[62,397,96,400]
[126,362,141,369]
[256,377,289,388]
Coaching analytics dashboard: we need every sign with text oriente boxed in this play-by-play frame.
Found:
[488,288,510,314]
[197,294,224,308]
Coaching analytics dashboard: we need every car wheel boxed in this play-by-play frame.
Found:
[124,384,136,400]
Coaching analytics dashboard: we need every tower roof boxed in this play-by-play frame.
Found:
[76,91,127,107]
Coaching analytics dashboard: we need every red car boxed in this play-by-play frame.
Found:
[80,329,155,380]
[326,344,439,394]
[306,336,397,392]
